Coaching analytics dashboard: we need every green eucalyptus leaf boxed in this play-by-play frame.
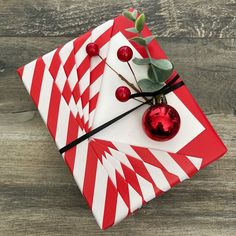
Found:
[125,27,139,33]
[138,79,164,92]
[148,64,174,83]
[131,37,146,46]
[132,10,138,19]
[145,35,157,45]
[135,13,145,32]
[133,57,150,65]
[122,11,136,21]
[151,59,173,71]
[148,65,159,82]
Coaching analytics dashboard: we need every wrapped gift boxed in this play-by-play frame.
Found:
[17,12,227,230]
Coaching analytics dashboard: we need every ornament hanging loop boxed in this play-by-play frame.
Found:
[153,94,167,105]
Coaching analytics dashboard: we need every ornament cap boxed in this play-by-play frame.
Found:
[153,94,167,105]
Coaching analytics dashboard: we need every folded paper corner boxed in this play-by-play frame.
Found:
[17,65,24,78]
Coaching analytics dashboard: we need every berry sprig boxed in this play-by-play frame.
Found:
[86,43,140,93]
[122,10,174,92]
[117,46,143,92]
[86,42,150,103]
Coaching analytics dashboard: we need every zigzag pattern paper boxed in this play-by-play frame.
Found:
[17,14,227,230]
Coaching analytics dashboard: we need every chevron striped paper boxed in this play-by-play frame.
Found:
[17,14,227,230]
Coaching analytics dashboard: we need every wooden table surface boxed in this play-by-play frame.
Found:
[0,0,235,235]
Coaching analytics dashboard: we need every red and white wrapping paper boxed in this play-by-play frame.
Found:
[17,14,227,229]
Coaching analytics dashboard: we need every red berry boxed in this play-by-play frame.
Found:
[117,46,133,62]
[86,43,100,57]
[115,86,131,102]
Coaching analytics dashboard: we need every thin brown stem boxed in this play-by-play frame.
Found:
[98,55,118,76]
[127,61,142,92]
[133,98,153,105]
[133,98,144,103]
[117,73,140,93]
[98,55,140,92]
[98,55,149,102]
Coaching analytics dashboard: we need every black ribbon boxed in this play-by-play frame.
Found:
[59,74,183,154]
[130,73,183,98]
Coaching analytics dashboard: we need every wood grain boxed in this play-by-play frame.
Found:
[0,0,235,38]
[0,37,235,114]
[0,112,235,236]
[0,0,235,235]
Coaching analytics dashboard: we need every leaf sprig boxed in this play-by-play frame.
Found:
[122,10,174,92]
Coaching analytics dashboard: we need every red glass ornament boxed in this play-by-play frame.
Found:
[86,43,100,57]
[117,46,133,62]
[142,103,181,141]
[115,86,131,102]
